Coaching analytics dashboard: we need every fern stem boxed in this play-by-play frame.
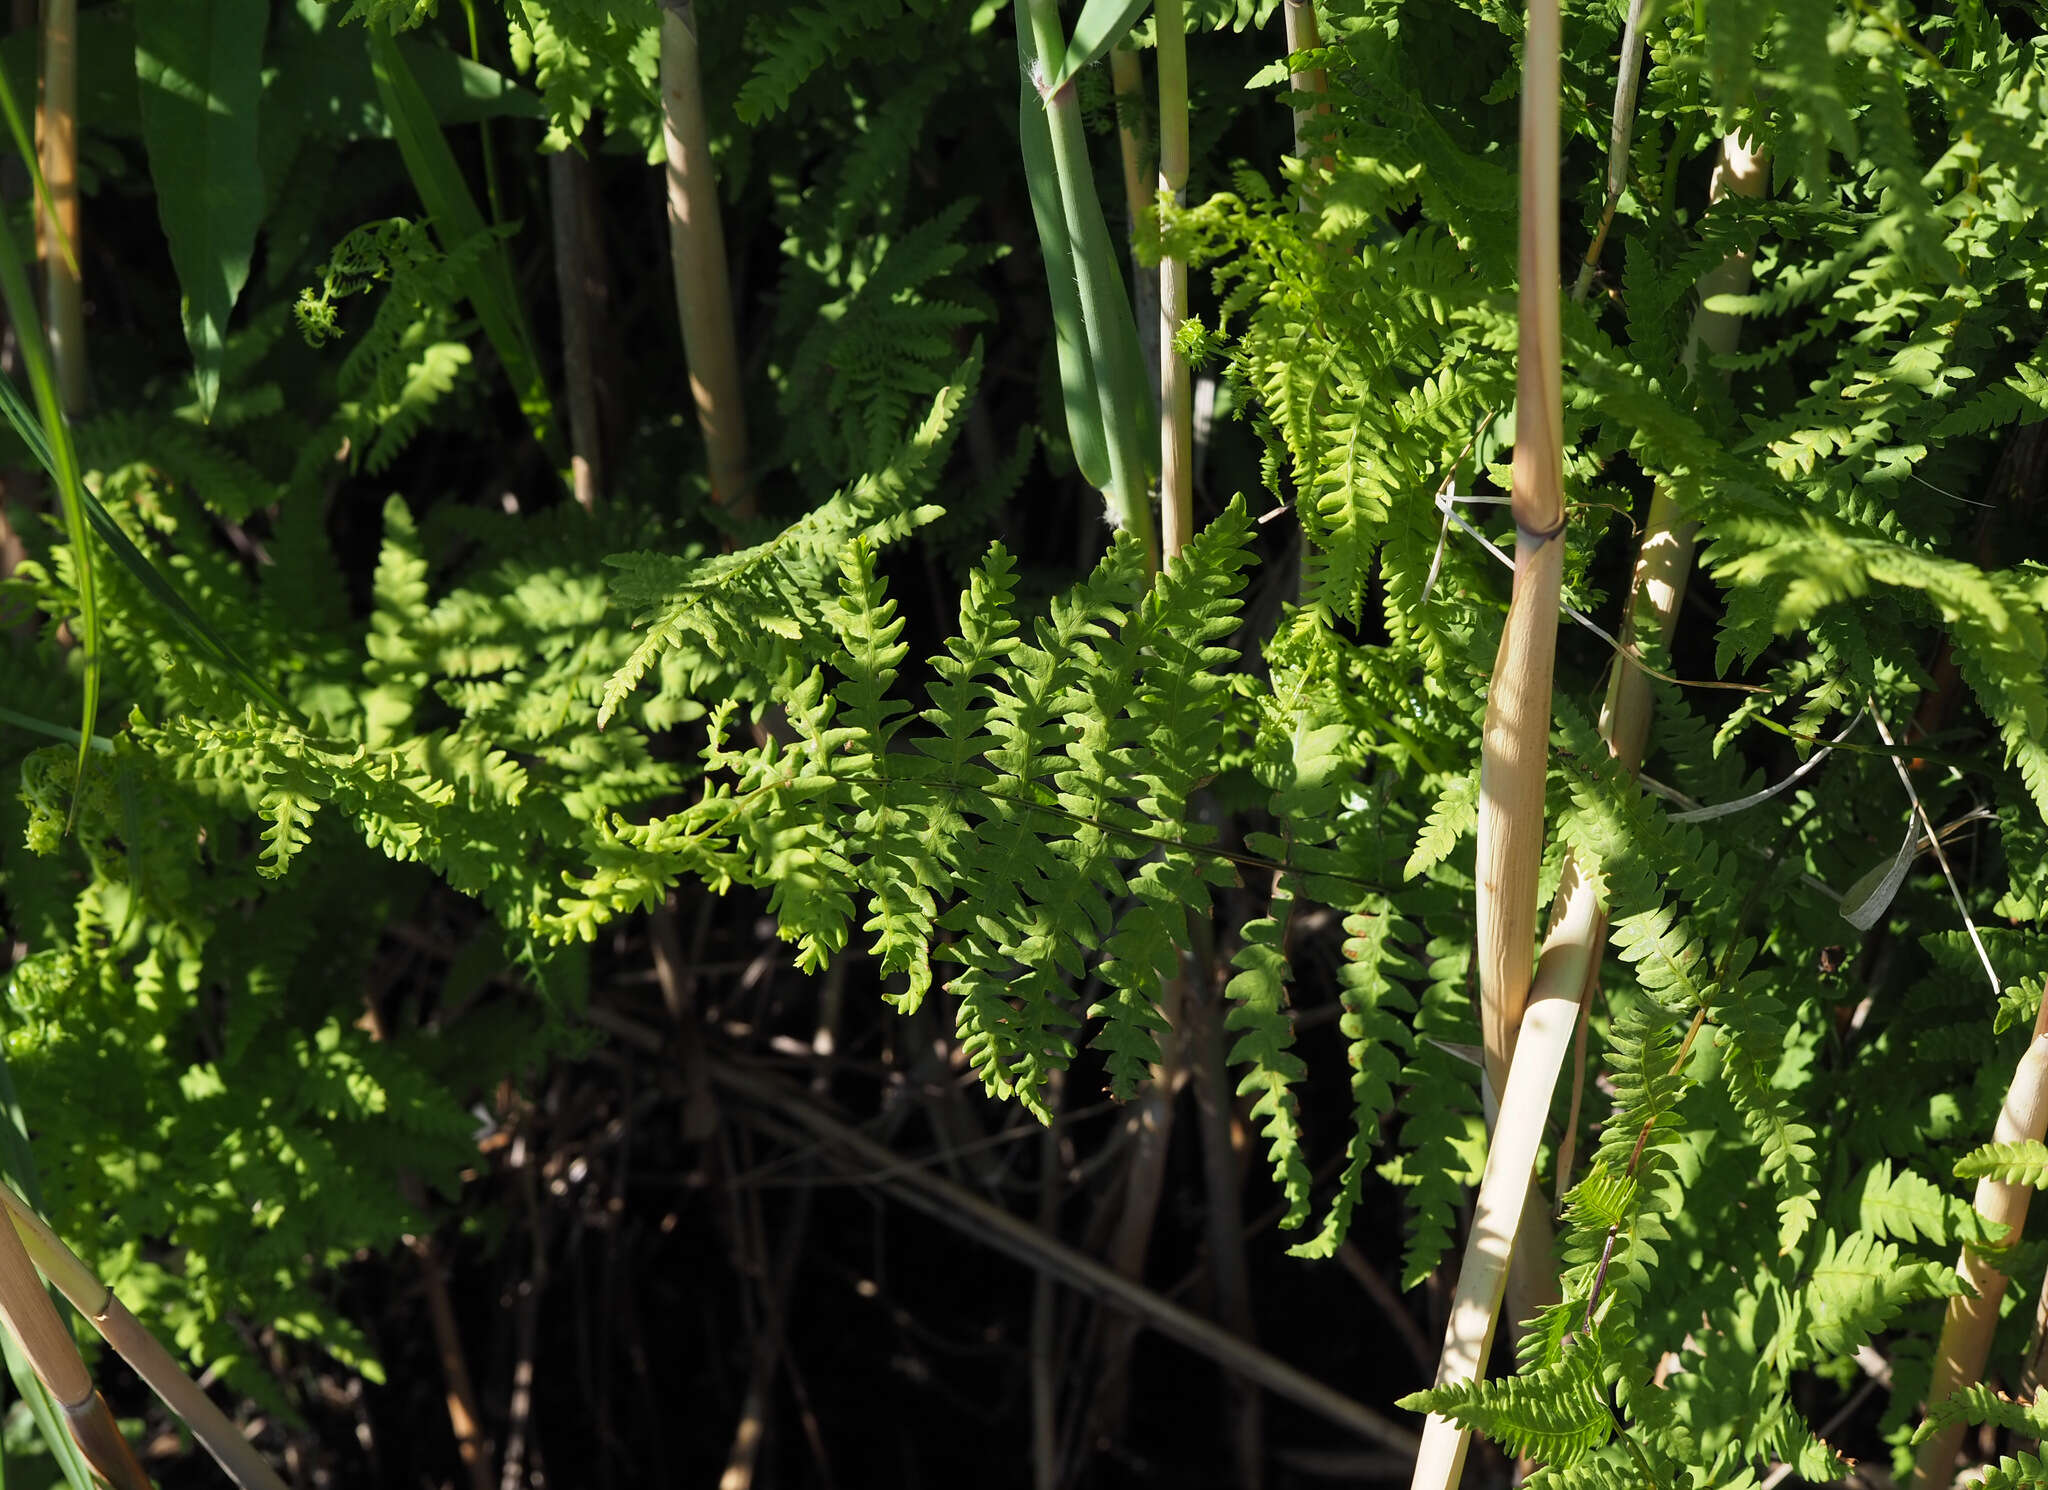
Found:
[37,0,82,413]
[660,0,752,517]
[1158,0,1192,560]
[0,1184,290,1490]
[1909,1001,2048,1490]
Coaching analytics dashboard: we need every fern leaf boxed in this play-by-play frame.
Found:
[1955,1139,2048,1189]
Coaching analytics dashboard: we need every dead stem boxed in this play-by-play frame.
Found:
[710,1058,1417,1456]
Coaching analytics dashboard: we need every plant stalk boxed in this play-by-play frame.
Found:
[660,0,752,516]
[1158,0,1192,560]
[1909,1000,2048,1490]
[1281,0,1331,185]
[1025,0,1157,566]
[1473,0,1564,1110]
[1041,115,1155,559]
[1411,876,1599,1490]
[38,0,82,413]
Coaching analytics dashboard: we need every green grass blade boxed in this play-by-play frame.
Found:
[0,707,113,753]
[0,377,294,719]
[0,67,96,830]
[367,26,560,462]
[135,0,269,422]
[1050,0,1150,90]
[0,1052,96,1490]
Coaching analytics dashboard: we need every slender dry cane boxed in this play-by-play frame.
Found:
[0,1185,289,1490]
[0,1200,146,1490]
[660,0,751,517]
[1415,2,1562,1482]
[1108,48,1151,252]
[1282,0,1332,190]
[1473,0,1564,1107]
[1909,1001,2048,1489]
[1412,881,1598,1490]
[1157,0,1192,560]
[1552,131,1768,1199]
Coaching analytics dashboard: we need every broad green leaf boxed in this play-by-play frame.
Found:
[1050,0,1151,90]
[368,27,559,461]
[1017,71,1109,490]
[267,0,542,148]
[136,0,270,420]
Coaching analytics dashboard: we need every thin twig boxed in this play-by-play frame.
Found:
[1032,1070,1065,1490]
[1335,1242,1434,1378]
[1866,703,1999,1001]
[710,1059,1419,1456]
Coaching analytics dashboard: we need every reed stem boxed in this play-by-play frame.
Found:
[1281,0,1331,187]
[1909,1001,2048,1489]
[0,1184,290,1490]
[660,0,751,516]
[1411,876,1599,1490]
[1473,0,1564,1108]
[1418,3,1562,1481]
[1157,0,1192,560]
